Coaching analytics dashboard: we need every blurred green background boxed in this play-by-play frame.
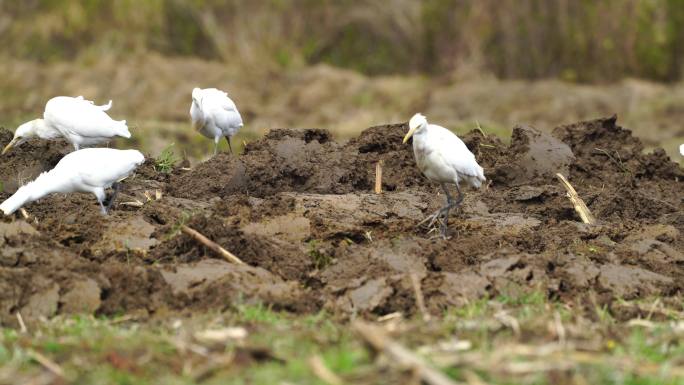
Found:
[1,0,683,160]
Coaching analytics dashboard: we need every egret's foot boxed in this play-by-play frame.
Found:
[418,207,447,229]
[440,220,450,240]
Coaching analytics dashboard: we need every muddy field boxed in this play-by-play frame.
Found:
[0,116,682,325]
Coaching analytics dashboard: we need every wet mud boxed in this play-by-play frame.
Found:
[0,116,682,324]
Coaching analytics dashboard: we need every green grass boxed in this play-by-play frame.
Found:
[308,240,333,269]
[1,296,683,384]
[154,143,179,173]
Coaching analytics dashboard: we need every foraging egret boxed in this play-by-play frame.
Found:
[403,113,486,238]
[2,96,130,154]
[0,148,145,215]
[190,87,243,155]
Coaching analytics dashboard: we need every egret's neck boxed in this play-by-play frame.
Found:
[33,119,60,140]
[191,102,206,131]
[412,125,429,146]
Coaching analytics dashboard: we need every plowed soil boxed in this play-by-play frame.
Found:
[0,116,682,325]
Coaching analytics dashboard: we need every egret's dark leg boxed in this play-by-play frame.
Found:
[440,183,464,238]
[440,183,453,238]
[419,184,453,231]
[105,182,121,212]
[225,136,233,154]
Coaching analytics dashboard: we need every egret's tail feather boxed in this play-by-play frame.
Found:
[99,100,113,111]
[114,120,131,138]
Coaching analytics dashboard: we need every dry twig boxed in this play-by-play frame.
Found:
[353,321,458,385]
[410,273,430,322]
[181,225,245,265]
[309,355,344,385]
[375,160,384,194]
[16,312,27,333]
[28,351,64,378]
[556,173,596,224]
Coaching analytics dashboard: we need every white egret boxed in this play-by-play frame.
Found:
[403,113,486,238]
[680,144,683,156]
[190,87,243,155]
[0,148,144,215]
[2,96,130,154]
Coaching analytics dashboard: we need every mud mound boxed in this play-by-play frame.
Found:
[168,124,429,200]
[0,128,71,194]
[0,116,682,324]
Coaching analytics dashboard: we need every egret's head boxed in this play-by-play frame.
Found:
[403,113,428,144]
[2,119,41,155]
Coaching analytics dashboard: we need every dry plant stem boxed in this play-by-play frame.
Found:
[375,160,384,194]
[28,351,64,378]
[353,321,458,385]
[19,208,29,220]
[16,312,27,333]
[410,273,430,322]
[556,173,596,224]
[308,355,344,385]
[181,225,245,265]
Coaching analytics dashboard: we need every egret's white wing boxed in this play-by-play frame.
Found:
[44,96,129,139]
[200,88,239,112]
[55,148,144,187]
[428,124,484,181]
[200,88,243,136]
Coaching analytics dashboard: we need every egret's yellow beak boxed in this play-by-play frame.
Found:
[1,138,18,155]
[402,127,417,144]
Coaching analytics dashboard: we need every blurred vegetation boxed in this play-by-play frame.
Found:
[1,0,683,82]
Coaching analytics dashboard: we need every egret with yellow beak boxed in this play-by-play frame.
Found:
[403,113,486,238]
[2,96,129,155]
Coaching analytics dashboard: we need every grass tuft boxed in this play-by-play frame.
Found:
[154,143,179,173]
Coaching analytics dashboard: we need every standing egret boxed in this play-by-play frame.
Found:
[0,148,145,215]
[190,87,243,155]
[2,96,130,154]
[403,113,486,238]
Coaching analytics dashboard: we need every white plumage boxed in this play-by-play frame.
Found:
[0,148,145,215]
[403,113,486,238]
[680,144,683,156]
[2,96,130,154]
[190,87,243,155]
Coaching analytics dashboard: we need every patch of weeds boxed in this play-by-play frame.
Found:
[308,239,332,269]
[447,297,490,319]
[154,143,179,173]
[496,289,546,307]
[167,211,192,238]
[234,302,283,325]
[0,180,4,193]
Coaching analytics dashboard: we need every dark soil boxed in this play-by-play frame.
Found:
[0,116,682,325]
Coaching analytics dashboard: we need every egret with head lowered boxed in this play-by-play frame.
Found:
[2,96,129,154]
[0,148,145,215]
[403,113,486,238]
[190,87,243,155]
